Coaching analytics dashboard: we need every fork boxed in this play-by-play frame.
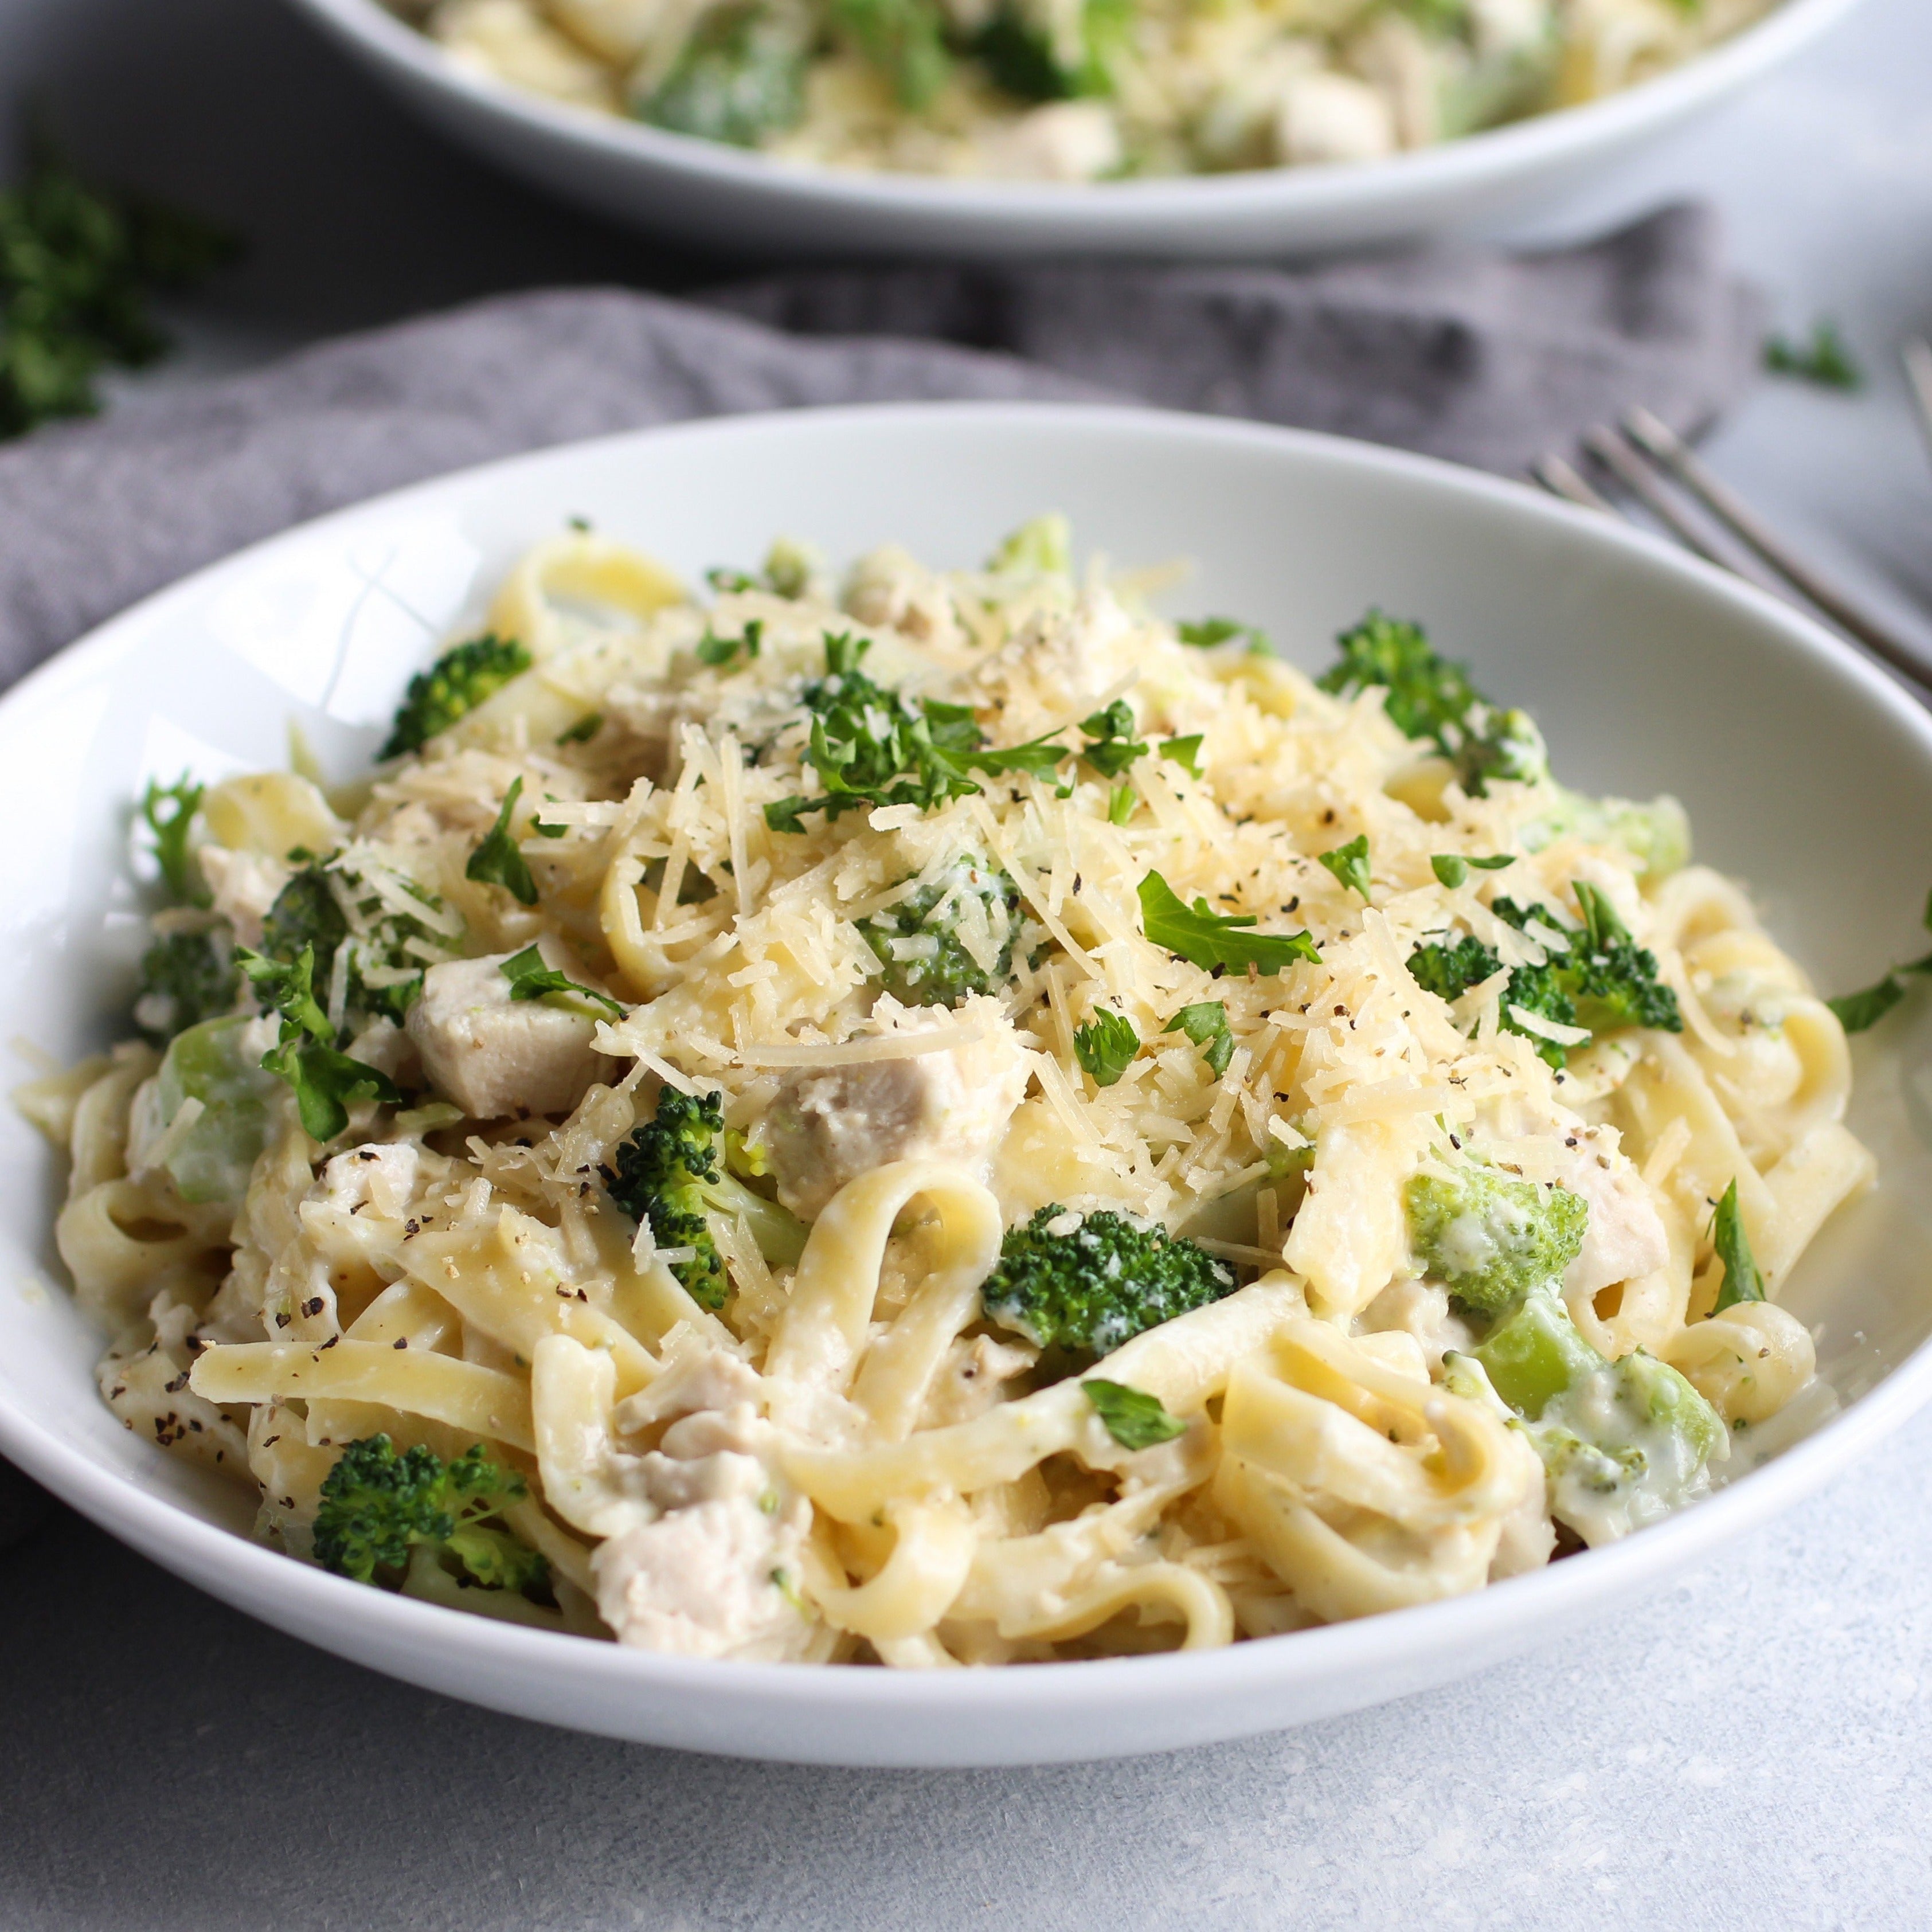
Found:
[1531,381,1932,697]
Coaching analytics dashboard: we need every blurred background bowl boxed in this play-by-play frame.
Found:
[282,0,1863,260]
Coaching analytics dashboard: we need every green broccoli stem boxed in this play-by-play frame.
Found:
[1463,1288,1725,1544]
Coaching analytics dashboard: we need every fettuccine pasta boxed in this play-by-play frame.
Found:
[23,514,1869,1665]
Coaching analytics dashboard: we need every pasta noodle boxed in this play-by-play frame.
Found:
[26,517,1872,1667]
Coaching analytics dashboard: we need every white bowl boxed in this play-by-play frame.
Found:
[5,404,1931,1766]
[281,0,1861,259]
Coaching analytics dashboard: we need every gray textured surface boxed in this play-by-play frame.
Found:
[4,1410,1930,1931]
[1,0,1930,1926]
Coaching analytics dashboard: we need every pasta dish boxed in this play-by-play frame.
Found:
[23,515,1870,1665]
[380,0,1782,182]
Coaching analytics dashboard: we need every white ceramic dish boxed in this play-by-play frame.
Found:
[5,404,1932,1767]
[281,0,1862,260]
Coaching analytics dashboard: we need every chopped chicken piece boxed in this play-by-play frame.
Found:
[405,938,613,1119]
[1274,71,1397,166]
[977,102,1123,182]
[316,1142,421,1221]
[1554,1132,1670,1299]
[917,1333,1038,1430]
[761,998,1030,1220]
[590,1336,817,1660]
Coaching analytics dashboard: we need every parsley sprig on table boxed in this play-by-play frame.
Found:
[0,132,239,440]
[764,632,1063,832]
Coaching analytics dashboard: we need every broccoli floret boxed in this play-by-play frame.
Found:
[974,0,1133,101]
[1404,930,1577,1069]
[1406,1164,1588,1315]
[637,2,809,144]
[1526,787,1690,882]
[857,860,1026,1007]
[1318,610,1546,796]
[980,1204,1235,1364]
[261,854,459,1029]
[1547,885,1682,1034]
[1408,890,1679,1069]
[380,633,533,760]
[312,1434,548,1595]
[605,1087,807,1309]
[133,924,238,1045]
[1462,1288,1725,1544]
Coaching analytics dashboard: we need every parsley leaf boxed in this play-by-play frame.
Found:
[1079,700,1148,779]
[466,778,539,906]
[1082,1379,1186,1450]
[556,712,603,745]
[1825,887,1932,1033]
[0,132,241,440]
[1710,1179,1766,1312]
[139,775,206,905]
[1177,617,1268,654]
[1162,735,1203,779]
[1139,871,1320,976]
[1829,975,1911,1033]
[697,619,763,668]
[762,632,1063,832]
[237,944,402,1142]
[1319,834,1371,900]
[1165,1000,1234,1076]
[1765,320,1862,390]
[498,945,625,1020]
[1074,1010,1140,1086]
[1431,852,1515,889]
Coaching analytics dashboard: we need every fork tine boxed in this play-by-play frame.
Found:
[1531,453,1614,513]
[1580,425,1735,567]
[1621,406,1930,684]
[1902,339,1932,467]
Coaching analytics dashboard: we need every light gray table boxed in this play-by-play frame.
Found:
[2,4,1930,1927]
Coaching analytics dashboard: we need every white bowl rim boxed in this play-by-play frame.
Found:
[6,398,1931,1735]
[283,0,1863,218]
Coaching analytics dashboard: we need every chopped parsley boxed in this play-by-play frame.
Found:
[138,775,206,905]
[1826,887,1932,1033]
[1082,1379,1187,1451]
[556,712,604,745]
[498,944,625,1020]
[1431,852,1515,889]
[762,632,1062,832]
[0,133,240,440]
[237,944,402,1141]
[1078,700,1147,779]
[1177,617,1268,654]
[1161,734,1204,779]
[1073,1009,1140,1086]
[1164,1000,1234,1076]
[1764,321,1861,390]
[697,619,763,668]
[1139,871,1320,976]
[466,778,539,906]
[1319,834,1371,901]
[1710,1179,1766,1313]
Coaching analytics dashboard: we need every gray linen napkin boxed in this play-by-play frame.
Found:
[705,202,1760,476]
[0,201,1756,697]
